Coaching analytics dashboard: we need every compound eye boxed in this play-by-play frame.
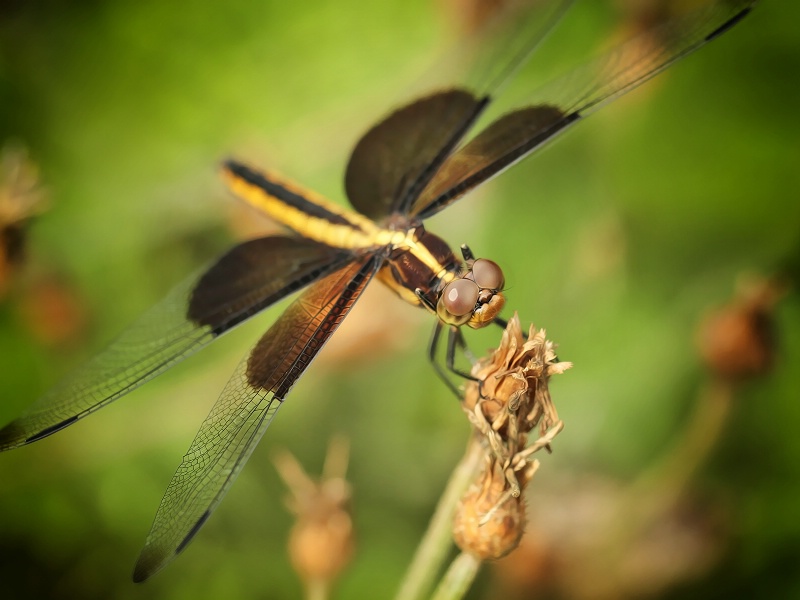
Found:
[442,279,479,317]
[472,259,504,290]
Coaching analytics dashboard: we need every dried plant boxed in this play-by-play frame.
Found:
[0,144,48,295]
[274,437,354,600]
[398,314,570,600]
[453,313,570,562]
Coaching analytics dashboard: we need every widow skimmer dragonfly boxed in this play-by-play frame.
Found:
[0,0,755,582]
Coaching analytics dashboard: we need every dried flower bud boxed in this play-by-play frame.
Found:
[453,314,569,561]
[274,438,354,590]
[464,313,570,441]
[287,477,354,583]
[0,144,47,227]
[697,276,783,381]
[0,144,48,296]
[453,458,528,560]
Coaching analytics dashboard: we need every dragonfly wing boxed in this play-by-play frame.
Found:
[132,252,383,582]
[411,0,756,219]
[344,0,575,220]
[345,90,487,221]
[0,235,354,450]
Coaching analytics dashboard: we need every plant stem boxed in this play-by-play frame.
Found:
[394,436,484,600]
[430,552,482,600]
[628,378,734,519]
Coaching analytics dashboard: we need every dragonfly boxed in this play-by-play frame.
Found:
[0,0,755,582]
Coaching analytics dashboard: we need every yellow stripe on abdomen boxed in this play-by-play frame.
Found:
[221,161,385,250]
[221,161,460,308]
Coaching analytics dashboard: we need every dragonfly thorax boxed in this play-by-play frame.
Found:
[378,225,505,329]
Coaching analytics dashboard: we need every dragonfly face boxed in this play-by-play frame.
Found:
[443,258,506,329]
[0,0,757,582]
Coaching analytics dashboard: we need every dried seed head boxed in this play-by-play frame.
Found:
[452,314,569,561]
[275,438,354,588]
[0,144,47,226]
[697,276,783,381]
[453,458,527,560]
[287,479,354,583]
[464,313,571,439]
[0,144,48,296]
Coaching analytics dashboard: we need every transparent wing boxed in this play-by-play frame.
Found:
[411,0,755,219]
[344,0,574,220]
[0,236,353,450]
[132,252,383,582]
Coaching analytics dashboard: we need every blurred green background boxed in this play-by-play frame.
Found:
[1,0,799,598]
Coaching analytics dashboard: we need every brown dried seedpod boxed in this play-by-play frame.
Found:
[0,144,48,296]
[453,456,528,560]
[454,313,570,560]
[697,276,783,381]
[464,313,569,448]
[287,476,354,584]
[274,437,354,593]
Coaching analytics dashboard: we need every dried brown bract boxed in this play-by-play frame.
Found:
[453,313,570,559]
[0,144,48,295]
[274,437,354,595]
[697,275,784,381]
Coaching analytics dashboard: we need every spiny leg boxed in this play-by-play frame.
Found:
[427,320,487,400]
[418,285,496,398]
[447,326,486,398]
[446,326,480,382]
[428,320,463,399]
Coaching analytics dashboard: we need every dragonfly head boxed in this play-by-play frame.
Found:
[437,258,505,329]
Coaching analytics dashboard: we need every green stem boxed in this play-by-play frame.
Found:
[306,579,329,600]
[429,552,482,600]
[394,436,484,600]
[627,378,734,519]
[597,378,735,571]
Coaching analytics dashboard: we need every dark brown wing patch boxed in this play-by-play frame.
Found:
[345,90,486,220]
[133,253,383,582]
[188,235,352,334]
[412,106,576,218]
[247,253,384,398]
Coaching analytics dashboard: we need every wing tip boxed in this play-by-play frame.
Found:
[132,510,212,582]
[0,415,80,451]
[0,420,25,451]
[132,544,171,583]
[705,4,754,43]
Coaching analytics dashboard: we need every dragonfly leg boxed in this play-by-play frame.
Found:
[428,320,463,399]
[447,327,486,398]
[426,321,487,400]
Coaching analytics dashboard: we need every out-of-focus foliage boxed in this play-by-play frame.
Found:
[0,1,798,599]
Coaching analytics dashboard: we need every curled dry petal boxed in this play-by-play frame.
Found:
[697,275,784,381]
[453,313,570,560]
[453,456,529,560]
[274,440,355,587]
[464,312,571,438]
